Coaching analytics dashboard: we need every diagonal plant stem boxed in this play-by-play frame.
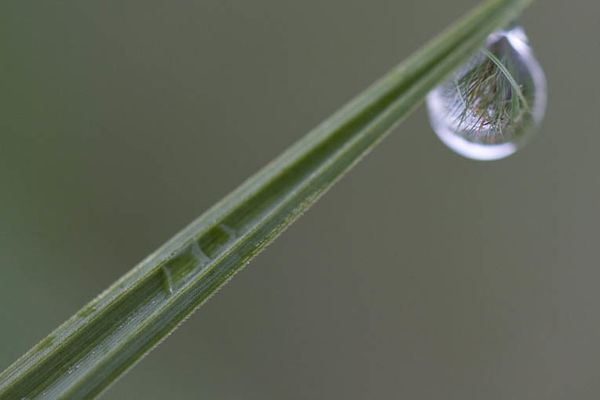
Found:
[0,0,534,398]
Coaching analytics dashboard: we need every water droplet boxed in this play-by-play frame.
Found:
[427,26,547,160]
[219,223,237,240]
[191,242,211,265]
[161,265,174,295]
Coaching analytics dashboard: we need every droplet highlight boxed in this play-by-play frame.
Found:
[161,265,174,295]
[427,26,547,160]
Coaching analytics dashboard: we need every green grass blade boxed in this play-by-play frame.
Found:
[0,0,533,398]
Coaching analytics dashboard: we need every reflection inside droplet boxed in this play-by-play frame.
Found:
[427,26,547,160]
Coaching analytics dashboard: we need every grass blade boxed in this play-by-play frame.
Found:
[0,0,533,398]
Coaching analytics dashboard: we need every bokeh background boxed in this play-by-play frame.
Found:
[1,0,598,398]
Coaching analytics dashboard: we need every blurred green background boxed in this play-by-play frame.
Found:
[1,0,598,398]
